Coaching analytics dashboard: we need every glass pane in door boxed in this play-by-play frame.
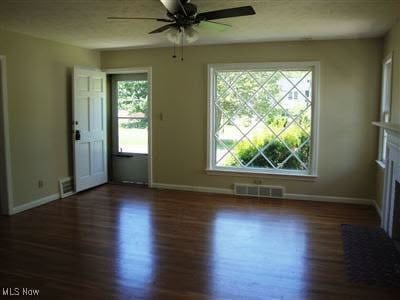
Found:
[118,118,148,154]
[117,79,148,154]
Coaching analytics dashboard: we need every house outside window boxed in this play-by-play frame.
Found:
[207,62,320,177]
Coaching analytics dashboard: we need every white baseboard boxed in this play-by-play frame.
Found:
[152,182,373,206]
[12,193,60,215]
[9,184,375,215]
[152,182,233,195]
[372,200,382,218]
[284,193,372,205]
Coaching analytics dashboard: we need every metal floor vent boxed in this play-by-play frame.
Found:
[59,177,75,198]
[234,183,285,198]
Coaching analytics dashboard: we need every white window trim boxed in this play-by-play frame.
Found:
[377,53,393,169]
[206,61,320,177]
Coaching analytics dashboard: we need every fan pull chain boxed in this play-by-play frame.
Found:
[172,43,177,59]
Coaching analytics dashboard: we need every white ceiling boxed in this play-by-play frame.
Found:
[0,0,399,50]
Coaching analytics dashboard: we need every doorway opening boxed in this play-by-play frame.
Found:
[106,68,152,186]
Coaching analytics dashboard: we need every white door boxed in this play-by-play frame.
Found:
[73,67,107,192]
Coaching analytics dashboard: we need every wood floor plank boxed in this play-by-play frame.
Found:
[0,184,399,299]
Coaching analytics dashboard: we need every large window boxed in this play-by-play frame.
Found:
[207,62,319,176]
[377,54,393,167]
[112,73,149,154]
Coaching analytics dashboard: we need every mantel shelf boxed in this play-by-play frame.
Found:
[372,122,400,133]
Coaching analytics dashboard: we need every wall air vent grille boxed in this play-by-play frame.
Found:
[234,184,285,199]
[59,177,75,198]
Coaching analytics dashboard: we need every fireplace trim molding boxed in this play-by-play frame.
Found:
[373,121,400,238]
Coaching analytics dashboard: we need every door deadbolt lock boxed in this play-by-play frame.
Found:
[75,130,81,141]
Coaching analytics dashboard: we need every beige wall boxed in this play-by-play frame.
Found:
[376,20,400,209]
[0,29,100,207]
[101,38,382,199]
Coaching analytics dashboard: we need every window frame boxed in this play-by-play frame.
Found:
[206,61,320,178]
[111,73,149,156]
[377,54,393,168]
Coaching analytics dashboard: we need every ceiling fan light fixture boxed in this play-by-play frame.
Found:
[184,27,199,43]
[166,27,199,44]
[166,27,183,44]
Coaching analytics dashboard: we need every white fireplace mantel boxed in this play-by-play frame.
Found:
[373,121,400,238]
[372,121,400,133]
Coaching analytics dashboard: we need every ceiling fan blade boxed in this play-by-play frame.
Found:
[197,21,232,32]
[108,17,173,22]
[197,6,255,21]
[159,0,182,15]
[149,24,174,34]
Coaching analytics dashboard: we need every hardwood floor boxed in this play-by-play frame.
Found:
[0,184,398,299]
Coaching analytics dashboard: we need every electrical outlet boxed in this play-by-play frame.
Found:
[38,180,44,188]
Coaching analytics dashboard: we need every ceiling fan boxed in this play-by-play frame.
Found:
[108,0,256,52]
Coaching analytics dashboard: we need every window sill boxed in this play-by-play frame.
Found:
[375,160,386,170]
[113,153,148,158]
[205,168,318,181]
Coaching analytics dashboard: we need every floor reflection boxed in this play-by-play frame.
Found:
[117,202,154,294]
[211,211,307,298]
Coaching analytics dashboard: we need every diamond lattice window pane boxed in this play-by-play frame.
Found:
[216,140,230,163]
[218,152,242,167]
[282,156,307,170]
[217,72,243,99]
[230,137,260,166]
[233,72,263,101]
[215,92,242,129]
[215,121,244,167]
[251,89,279,119]
[213,67,314,173]
[248,153,274,169]
[281,70,310,86]
[261,137,291,169]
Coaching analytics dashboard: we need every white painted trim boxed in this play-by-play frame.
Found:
[284,193,372,205]
[206,61,320,177]
[103,67,153,187]
[377,52,393,162]
[205,168,317,181]
[151,182,374,205]
[12,193,59,215]
[383,52,393,66]
[375,159,386,170]
[208,61,322,71]
[152,182,233,195]
[0,55,13,215]
[372,200,382,218]
[104,67,151,75]
[148,68,153,187]
[311,62,320,176]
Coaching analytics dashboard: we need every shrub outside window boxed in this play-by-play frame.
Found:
[207,62,319,176]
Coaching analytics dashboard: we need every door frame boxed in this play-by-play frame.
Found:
[0,55,14,215]
[103,67,153,187]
